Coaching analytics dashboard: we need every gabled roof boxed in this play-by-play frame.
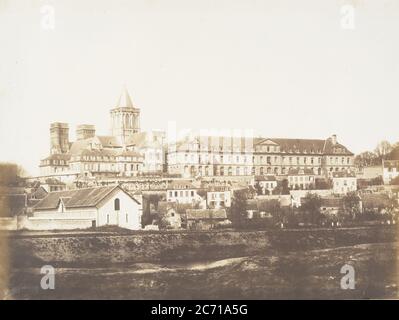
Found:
[44,177,65,185]
[41,153,71,161]
[332,171,356,178]
[322,138,353,155]
[320,197,344,208]
[257,138,325,154]
[168,180,196,190]
[171,135,353,155]
[287,168,315,176]
[125,132,163,149]
[186,209,227,220]
[69,138,93,155]
[34,185,139,211]
[255,175,277,182]
[96,136,122,148]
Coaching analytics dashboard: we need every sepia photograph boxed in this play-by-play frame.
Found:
[0,0,398,307]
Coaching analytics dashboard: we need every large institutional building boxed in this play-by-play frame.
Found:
[39,88,355,183]
[167,135,354,179]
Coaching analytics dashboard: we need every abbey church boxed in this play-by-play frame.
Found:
[39,88,165,181]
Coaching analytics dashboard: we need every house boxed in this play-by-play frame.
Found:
[157,201,181,229]
[382,160,399,185]
[41,177,67,192]
[360,193,395,214]
[32,185,142,230]
[206,186,232,208]
[319,197,344,216]
[287,168,315,190]
[185,209,228,230]
[332,171,357,195]
[254,175,277,195]
[290,189,332,207]
[382,147,399,184]
[166,180,202,204]
[246,200,259,219]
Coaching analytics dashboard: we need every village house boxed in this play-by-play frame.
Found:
[185,209,228,230]
[382,146,399,184]
[166,180,202,204]
[319,197,345,216]
[382,160,399,185]
[156,201,182,229]
[254,175,278,194]
[32,185,142,230]
[287,168,315,190]
[360,193,395,214]
[332,171,357,195]
[41,177,67,192]
[206,186,232,208]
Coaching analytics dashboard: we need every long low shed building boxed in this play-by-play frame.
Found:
[31,185,142,230]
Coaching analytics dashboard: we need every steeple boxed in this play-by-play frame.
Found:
[110,86,141,139]
[116,86,134,109]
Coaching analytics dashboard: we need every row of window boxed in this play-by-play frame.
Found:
[168,153,351,166]
[74,155,142,162]
[168,190,195,198]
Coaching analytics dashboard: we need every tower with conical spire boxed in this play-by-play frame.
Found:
[110,87,141,140]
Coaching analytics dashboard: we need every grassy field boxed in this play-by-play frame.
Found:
[6,241,398,299]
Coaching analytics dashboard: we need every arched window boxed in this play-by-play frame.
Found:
[114,198,120,211]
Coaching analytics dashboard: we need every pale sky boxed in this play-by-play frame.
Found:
[1,0,399,175]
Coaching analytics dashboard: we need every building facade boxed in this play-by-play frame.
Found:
[32,185,142,230]
[332,172,357,194]
[167,134,354,179]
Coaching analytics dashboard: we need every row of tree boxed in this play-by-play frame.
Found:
[229,189,398,229]
[355,140,399,167]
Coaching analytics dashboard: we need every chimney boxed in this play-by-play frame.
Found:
[331,134,337,145]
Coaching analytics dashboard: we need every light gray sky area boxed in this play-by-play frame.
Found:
[0,0,398,175]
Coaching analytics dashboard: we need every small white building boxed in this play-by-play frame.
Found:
[206,186,232,208]
[382,160,399,185]
[287,168,315,190]
[332,172,357,194]
[32,185,142,230]
[166,180,201,204]
[254,175,278,194]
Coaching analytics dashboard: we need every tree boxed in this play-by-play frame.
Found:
[230,189,250,227]
[0,162,27,186]
[354,151,379,167]
[148,194,163,210]
[258,199,282,223]
[254,182,263,195]
[374,140,393,159]
[342,192,360,220]
[281,179,290,194]
[300,193,323,224]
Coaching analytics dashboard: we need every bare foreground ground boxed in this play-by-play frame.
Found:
[6,241,398,299]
